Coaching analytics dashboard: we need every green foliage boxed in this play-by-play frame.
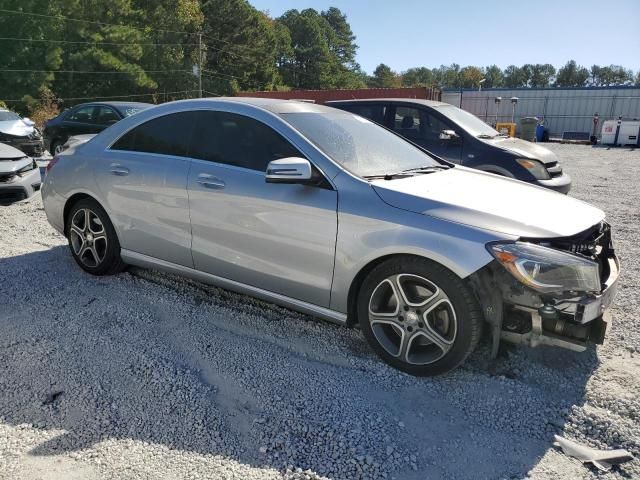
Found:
[555,60,590,87]
[368,63,400,88]
[0,0,637,109]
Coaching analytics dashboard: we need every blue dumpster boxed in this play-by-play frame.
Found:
[536,124,545,142]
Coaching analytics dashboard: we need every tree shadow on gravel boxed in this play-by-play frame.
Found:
[0,246,605,479]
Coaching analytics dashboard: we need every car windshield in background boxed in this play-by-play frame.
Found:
[435,105,500,138]
[120,106,147,117]
[281,112,441,178]
[0,111,22,121]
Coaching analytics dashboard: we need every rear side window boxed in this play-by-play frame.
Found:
[189,111,303,171]
[341,104,386,125]
[111,111,197,157]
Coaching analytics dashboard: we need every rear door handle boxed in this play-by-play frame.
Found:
[109,163,129,176]
[197,173,225,189]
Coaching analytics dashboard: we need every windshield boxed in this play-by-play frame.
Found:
[119,106,148,117]
[435,105,500,137]
[281,112,440,177]
[0,111,21,122]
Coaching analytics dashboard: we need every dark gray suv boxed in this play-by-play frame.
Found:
[329,99,571,194]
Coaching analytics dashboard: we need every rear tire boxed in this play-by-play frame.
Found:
[357,256,482,376]
[50,140,64,155]
[65,198,126,276]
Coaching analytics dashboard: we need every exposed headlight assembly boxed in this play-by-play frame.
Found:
[516,158,550,180]
[16,161,36,177]
[488,242,600,294]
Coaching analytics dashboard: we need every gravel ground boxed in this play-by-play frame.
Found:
[1,143,639,480]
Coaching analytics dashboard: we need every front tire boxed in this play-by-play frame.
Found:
[357,256,482,376]
[66,199,125,275]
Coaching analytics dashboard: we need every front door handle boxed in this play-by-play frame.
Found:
[197,173,225,189]
[109,163,129,176]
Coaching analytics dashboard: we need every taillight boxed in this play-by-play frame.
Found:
[46,156,60,174]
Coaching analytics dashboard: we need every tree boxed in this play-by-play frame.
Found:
[503,65,529,88]
[555,60,589,87]
[590,64,633,86]
[401,67,435,87]
[484,65,504,88]
[526,64,556,87]
[202,0,282,94]
[459,66,484,88]
[0,0,63,112]
[368,63,399,88]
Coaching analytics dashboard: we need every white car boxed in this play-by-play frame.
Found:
[0,142,41,203]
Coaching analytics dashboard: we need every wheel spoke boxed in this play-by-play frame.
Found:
[421,298,457,346]
[88,245,101,264]
[398,330,417,362]
[394,274,439,308]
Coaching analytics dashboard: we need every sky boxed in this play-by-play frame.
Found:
[249,0,640,74]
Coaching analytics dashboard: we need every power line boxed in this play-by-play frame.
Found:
[0,37,198,47]
[202,69,242,81]
[1,69,192,74]
[1,90,201,103]
[0,8,200,37]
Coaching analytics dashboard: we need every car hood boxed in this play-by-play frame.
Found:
[371,167,604,238]
[0,120,36,137]
[483,136,559,165]
[0,143,31,173]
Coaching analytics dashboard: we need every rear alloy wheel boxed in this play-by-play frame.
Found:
[51,140,64,155]
[66,199,125,275]
[358,257,482,376]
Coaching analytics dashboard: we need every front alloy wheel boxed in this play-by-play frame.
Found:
[358,257,482,376]
[368,274,457,366]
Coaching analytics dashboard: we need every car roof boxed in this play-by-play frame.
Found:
[72,101,153,109]
[167,96,339,114]
[326,98,450,108]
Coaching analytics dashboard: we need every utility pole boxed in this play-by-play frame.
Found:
[198,33,203,98]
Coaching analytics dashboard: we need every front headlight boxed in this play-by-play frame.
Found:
[488,242,600,294]
[516,158,550,180]
[16,161,36,176]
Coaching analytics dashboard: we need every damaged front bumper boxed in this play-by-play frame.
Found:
[471,224,620,355]
[500,253,619,352]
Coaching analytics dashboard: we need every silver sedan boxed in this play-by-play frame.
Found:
[42,98,619,375]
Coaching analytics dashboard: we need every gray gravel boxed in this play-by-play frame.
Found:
[1,143,639,479]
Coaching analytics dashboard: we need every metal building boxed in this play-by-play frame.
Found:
[442,86,640,138]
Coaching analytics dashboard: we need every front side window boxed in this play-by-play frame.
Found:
[190,111,303,171]
[95,107,120,125]
[434,105,498,137]
[394,107,422,139]
[111,111,197,157]
[67,106,96,123]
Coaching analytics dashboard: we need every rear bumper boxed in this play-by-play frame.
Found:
[536,173,572,194]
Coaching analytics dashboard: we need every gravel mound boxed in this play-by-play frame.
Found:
[1,144,639,479]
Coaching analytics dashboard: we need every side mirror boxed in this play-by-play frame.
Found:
[265,157,313,184]
[439,129,459,140]
[22,117,35,126]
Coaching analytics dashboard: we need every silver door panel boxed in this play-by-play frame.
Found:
[188,160,337,307]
